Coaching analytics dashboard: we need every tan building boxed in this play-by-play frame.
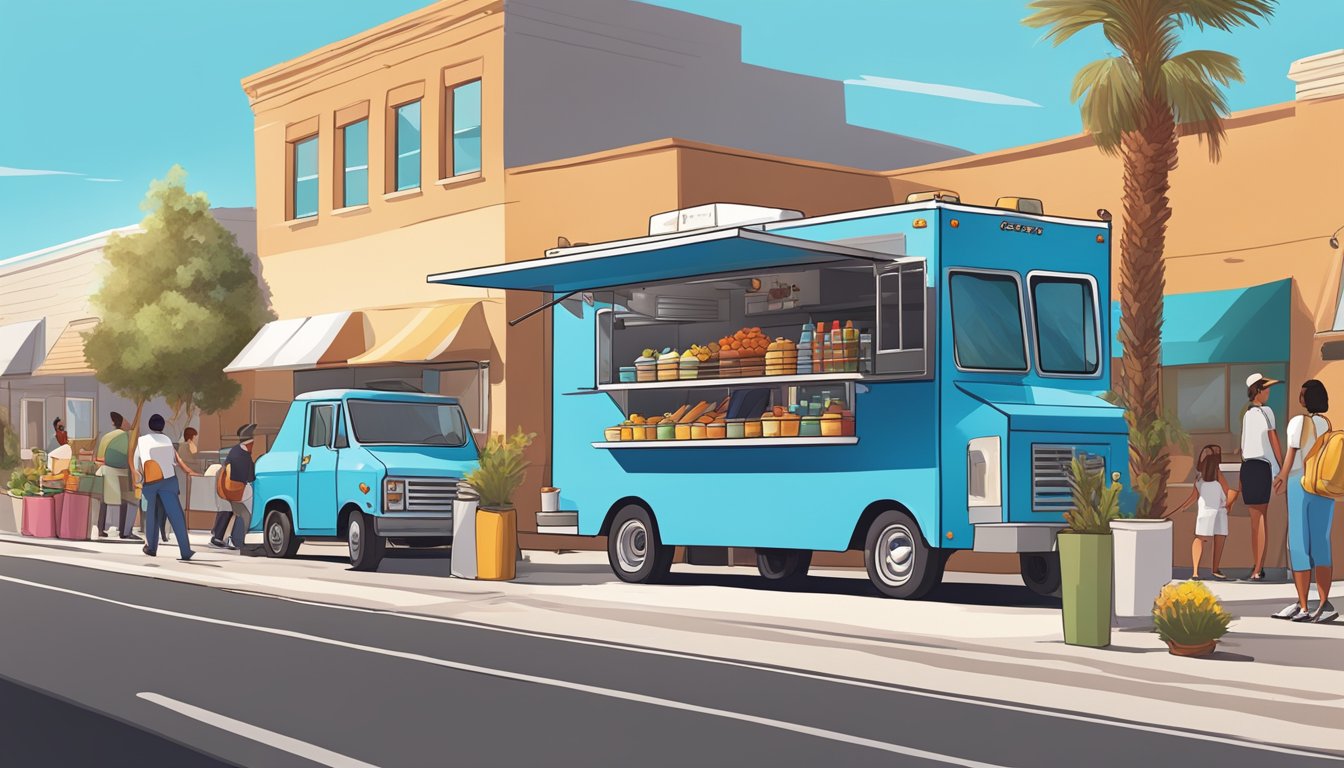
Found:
[230,0,960,543]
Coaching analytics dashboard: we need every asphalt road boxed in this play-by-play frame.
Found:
[0,555,1338,768]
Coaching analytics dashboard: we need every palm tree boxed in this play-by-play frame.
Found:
[1024,0,1275,518]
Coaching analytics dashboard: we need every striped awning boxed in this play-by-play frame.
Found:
[346,301,493,366]
[224,311,369,372]
[33,318,98,377]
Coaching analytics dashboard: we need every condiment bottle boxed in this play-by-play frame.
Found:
[814,322,824,373]
[829,320,842,373]
[843,320,858,372]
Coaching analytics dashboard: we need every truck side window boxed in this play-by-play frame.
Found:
[875,260,928,375]
[333,406,349,449]
[307,404,335,448]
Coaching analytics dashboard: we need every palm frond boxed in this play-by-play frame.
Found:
[1072,56,1141,155]
[1162,50,1244,161]
[1022,0,1112,46]
[1168,0,1276,32]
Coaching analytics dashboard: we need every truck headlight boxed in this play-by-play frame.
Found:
[384,479,406,511]
[968,437,1001,511]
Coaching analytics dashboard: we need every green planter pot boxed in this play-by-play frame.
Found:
[1059,532,1113,648]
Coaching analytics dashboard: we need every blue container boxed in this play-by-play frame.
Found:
[618,366,637,383]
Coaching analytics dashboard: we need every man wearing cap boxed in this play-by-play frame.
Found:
[210,424,257,551]
[1240,373,1283,581]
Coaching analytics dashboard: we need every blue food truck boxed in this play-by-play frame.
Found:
[430,196,1128,598]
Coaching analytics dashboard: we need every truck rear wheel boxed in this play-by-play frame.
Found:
[756,548,812,585]
[264,510,301,559]
[607,506,673,584]
[1020,552,1062,597]
[864,509,944,599]
[348,512,386,572]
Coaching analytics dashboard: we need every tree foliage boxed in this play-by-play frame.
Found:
[84,165,272,435]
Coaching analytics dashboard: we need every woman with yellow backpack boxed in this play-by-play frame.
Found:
[1272,379,1337,623]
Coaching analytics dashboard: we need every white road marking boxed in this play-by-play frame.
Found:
[138,693,380,768]
[1,558,1340,762]
[0,574,1006,767]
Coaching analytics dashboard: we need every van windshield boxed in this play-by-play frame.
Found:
[949,271,1027,371]
[347,400,470,447]
[1030,274,1099,375]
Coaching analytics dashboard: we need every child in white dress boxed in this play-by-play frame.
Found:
[1168,445,1237,580]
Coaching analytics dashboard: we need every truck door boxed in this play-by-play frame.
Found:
[297,402,339,533]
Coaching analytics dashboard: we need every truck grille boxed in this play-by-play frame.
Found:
[404,478,459,513]
[1032,445,1103,513]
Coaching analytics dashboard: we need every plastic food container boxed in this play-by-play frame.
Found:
[726,419,745,439]
[841,412,856,437]
[635,357,657,382]
[744,419,763,439]
[620,425,634,441]
[604,427,622,442]
[800,416,822,437]
[657,351,680,381]
[821,414,843,437]
[707,421,727,439]
[761,416,781,438]
[679,356,700,380]
[658,423,676,440]
[618,366,637,383]
[631,424,649,441]
[675,423,692,440]
[780,415,801,437]
[690,423,707,440]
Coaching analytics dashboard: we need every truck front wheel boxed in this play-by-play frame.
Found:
[607,506,673,584]
[264,510,302,558]
[864,509,944,599]
[348,512,386,572]
[1020,552,1062,597]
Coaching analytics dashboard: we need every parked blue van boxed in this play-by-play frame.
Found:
[251,389,478,571]
[429,197,1128,598]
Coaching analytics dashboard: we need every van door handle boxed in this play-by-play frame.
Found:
[301,455,311,470]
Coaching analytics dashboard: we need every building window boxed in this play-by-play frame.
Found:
[339,119,368,208]
[291,135,318,219]
[64,398,94,441]
[1162,362,1287,437]
[435,362,489,435]
[20,398,44,457]
[449,79,482,177]
[393,100,421,191]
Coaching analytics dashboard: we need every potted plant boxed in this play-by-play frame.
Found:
[1060,457,1121,648]
[1153,580,1233,656]
[463,429,535,581]
[3,467,37,533]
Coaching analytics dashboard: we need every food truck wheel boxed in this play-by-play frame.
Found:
[348,512,386,572]
[756,548,812,585]
[1019,552,1061,597]
[264,510,302,558]
[607,506,673,584]
[864,510,943,599]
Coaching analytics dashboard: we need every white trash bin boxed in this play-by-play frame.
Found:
[451,482,480,579]
[540,487,560,513]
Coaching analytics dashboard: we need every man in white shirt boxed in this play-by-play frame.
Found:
[132,414,197,561]
[1240,373,1283,581]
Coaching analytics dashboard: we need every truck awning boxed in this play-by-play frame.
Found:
[426,228,897,293]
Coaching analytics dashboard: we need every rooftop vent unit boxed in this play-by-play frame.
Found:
[996,197,1045,215]
[648,203,803,236]
[904,190,961,204]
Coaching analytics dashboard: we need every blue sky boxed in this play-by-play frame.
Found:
[2,0,1338,260]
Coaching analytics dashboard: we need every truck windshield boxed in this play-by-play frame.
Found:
[949,271,1027,371]
[1030,274,1099,375]
[347,400,470,446]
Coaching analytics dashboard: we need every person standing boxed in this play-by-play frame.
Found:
[1272,379,1338,622]
[132,414,196,561]
[210,424,256,551]
[94,412,137,540]
[52,417,68,449]
[1167,445,1236,580]
[1240,373,1283,582]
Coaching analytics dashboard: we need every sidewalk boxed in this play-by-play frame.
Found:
[2,531,1341,754]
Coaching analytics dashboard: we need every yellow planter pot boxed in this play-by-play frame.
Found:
[475,507,518,581]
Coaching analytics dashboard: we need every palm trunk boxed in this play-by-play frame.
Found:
[1117,97,1178,518]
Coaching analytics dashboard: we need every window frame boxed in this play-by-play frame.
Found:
[289,134,319,220]
[445,77,482,179]
[336,117,369,209]
[874,259,929,377]
[19,398,44,458]
[64,397,95,441]
[1026,269,1103,379]
[947,268,1031,374]
[391,99,423,193]
[306,403,336,449]
[433,362,491,437]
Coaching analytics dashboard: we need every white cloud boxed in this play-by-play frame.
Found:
[0,165,84,177]
[85,178,122,183]
[844,75,1041,108]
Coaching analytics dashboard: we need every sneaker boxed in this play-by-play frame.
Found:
[208,537,227,549]
[1314,602,1338,623]
[1272,603,1304,620]
[179,552,194,562]
[97,530,107,539]
[1292,609,1317,622]
[119,534,143,542]
[1246,571,1266,582]
[1211,571,1229,581]
[225,541,239,551]
[142,545,156,558]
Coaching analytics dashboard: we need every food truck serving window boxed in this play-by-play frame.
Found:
[949,270,1028,372]
[1028,272,1100,376]
[876,261,927,375]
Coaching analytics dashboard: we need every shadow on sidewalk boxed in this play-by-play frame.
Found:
[651,572,1060,608]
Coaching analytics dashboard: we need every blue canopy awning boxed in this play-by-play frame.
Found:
[1111,279,1290,366]
[427,228,897,293]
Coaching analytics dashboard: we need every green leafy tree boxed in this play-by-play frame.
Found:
[1024,0,1275,518]
[84,165,271,452]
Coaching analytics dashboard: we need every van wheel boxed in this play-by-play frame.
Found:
[1020,552,1062,597]
[607,506,673,584]
[264,510,301,558]
[864,509,943,599]
[756,548,812,585]
[348,512,386,572]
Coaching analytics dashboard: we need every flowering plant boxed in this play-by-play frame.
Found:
[1152,580,1233,646]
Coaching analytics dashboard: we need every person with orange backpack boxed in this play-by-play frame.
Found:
[209,423,256,551]
[1272,379,1337,623]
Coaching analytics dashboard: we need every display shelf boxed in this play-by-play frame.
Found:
[592,437,858,449]
[593,372,863,392]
